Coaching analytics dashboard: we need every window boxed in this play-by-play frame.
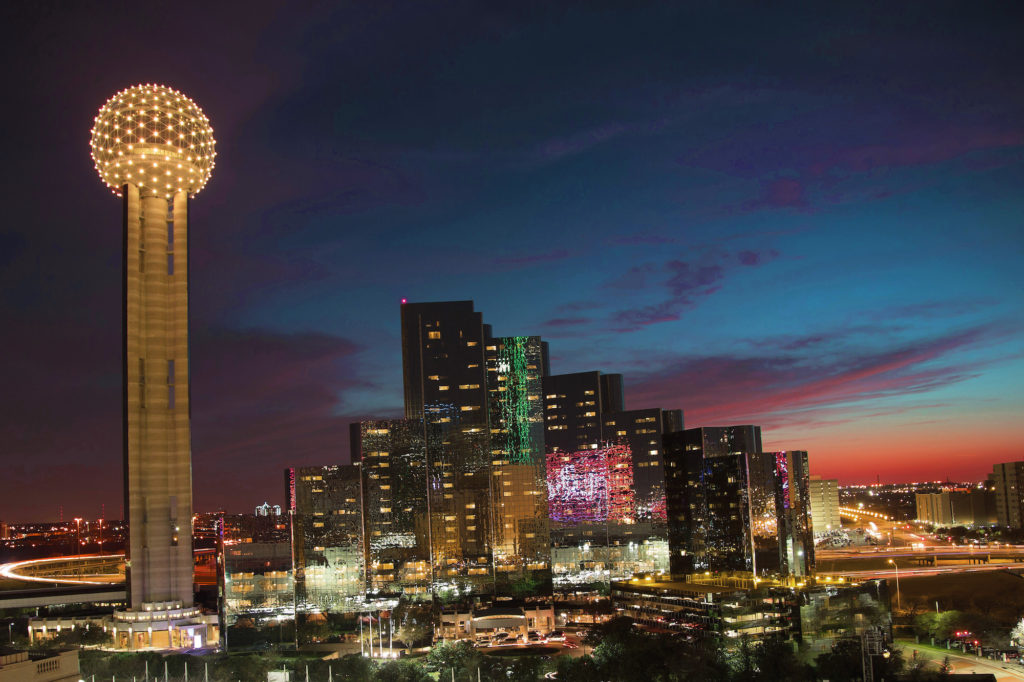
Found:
[167,253,174,275]
[167,359,175,409]
[427,331,441,339]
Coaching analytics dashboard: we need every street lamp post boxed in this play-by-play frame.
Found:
[888,559,901,612]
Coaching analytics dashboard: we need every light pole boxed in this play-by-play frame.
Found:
[73,518,82,558]
[888,559,901,612]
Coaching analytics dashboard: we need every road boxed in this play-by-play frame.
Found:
[896,641,1024,681]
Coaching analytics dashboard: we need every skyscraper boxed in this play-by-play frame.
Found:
[748,451,814,577]
[602,408,683,521]
[542,373,678,588]
[989,461,1024,529]
[90,84,216,648]
[663,427,762,575]
[485,335,552,595]
[389,301,554,597]
[542,372,624,453]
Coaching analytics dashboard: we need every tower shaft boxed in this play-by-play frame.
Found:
[123,184,193,609]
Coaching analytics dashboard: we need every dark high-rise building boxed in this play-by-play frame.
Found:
[663,427,762,575]
[399,301,496,597]
[542,372,679,589]
[542,372,623,453]
[401,300,489,424]
[485,335,552,595]
[748,451,814,577]
[603,408,683,521]
[287,465,365,613]
[352,419,432,599]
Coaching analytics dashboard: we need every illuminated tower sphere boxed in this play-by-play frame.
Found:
[90,85,215,640]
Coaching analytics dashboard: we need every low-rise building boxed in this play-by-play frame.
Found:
[0,648,80,682]
[437,602,555,641]
[915,489,996,527]
[611,574,891,648]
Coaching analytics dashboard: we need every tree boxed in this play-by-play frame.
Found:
[426,640,481,681]
[752,636,814,681]
[376,659,432,682]
[1011,618,1024,648]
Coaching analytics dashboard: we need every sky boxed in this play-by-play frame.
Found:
[1,2,1022,521]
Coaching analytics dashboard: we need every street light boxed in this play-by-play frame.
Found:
[73,518,82,558]
[888,559,901,611]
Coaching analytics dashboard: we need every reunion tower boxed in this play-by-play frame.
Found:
[90,84,215,646]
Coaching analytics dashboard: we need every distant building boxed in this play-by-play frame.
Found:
[991,462,1024,529]
[663,426,762,574]
[808,477,841,535]
[287,465,365,613]
[748,451,814,577]
[254,502,282,517]
[915,489,996,527]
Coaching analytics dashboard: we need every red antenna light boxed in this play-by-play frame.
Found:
[401,298,408,304]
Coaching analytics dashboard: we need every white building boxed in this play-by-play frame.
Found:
[808,476,841,535]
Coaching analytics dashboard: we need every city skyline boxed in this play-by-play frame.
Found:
[2,3,1023,520]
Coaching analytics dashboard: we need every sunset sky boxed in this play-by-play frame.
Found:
[1,2,1022,519]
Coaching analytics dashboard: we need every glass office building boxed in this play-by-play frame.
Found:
[287,465,366,613]
[485,335,552,595]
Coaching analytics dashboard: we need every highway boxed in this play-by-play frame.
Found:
[0,553,124,586]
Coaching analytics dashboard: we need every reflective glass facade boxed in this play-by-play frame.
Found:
[356,419,432,600]
[748,450,814,577]
[219,513,294,648]
[663,427,761,574]
[288,465,365,613]
[486,336,551,595]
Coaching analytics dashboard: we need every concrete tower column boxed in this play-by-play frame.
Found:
[123,184,193,609]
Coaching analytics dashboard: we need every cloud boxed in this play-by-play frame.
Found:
[743,178,809,211]
[189,328,372,506]
[492,248,571,267]
[542,317,591,327]
[627,324,1005,431]
[0,323,373,519]
[608,233,678,246]
[609,249,778,331]
[527,123,629,163]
